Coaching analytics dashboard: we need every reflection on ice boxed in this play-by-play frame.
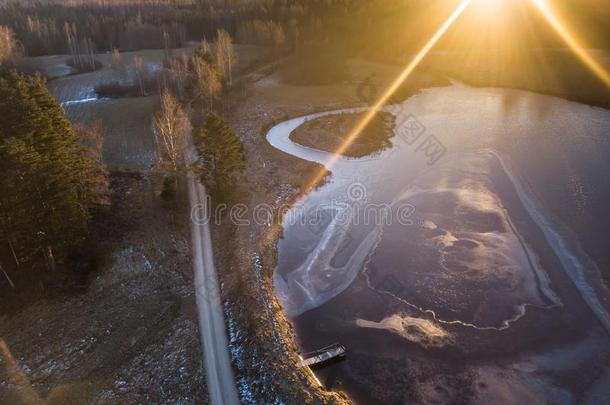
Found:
[411,184,562,310]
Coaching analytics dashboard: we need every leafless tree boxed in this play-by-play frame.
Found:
[111,48,122,69]
[169,51,189,97]
[154,91,191,174]
[64,23,97,71]
[0,26,19,65]
[84,37,96,70]
[200,38,211,56]
[133,55,148,96]
[162,31,173,62]
[64,22,80,65]
[215,29,236,86]
[192,56,221,110]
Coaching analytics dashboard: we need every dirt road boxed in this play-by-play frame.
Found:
[187,169,239,405]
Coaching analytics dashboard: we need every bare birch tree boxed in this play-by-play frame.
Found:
[0,26,18,65]
[64,22,80,66]
[154,91,191,174]
[215,29,236,86]
[169,51,189,97]
[192,56,221,110]
[133,55,148,96]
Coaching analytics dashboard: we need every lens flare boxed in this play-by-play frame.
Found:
[260,0,474,249]
[0,339,42,403]
[530,0,610,87]
[304,0,474,190]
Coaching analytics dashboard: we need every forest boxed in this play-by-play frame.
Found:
[0,69,108,282]
[2,0,608,59]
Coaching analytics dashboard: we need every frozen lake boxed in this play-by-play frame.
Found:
[268,83,610,404]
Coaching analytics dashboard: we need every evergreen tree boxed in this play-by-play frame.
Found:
[0,69,105,268]
[194,112,245,204]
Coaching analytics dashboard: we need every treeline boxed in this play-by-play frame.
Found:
[0,0,464,62]
[0,0,301,56]
[0,69,108,280]
[290,0,610,62]
[1,3,189,55]
[2,0,610,61]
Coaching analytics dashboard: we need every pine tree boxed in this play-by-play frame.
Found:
[0,69,105,269]
[194,112,245,203]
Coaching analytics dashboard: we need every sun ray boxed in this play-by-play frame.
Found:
[303,0,474,191]
[529,0,610,87]
[260,0,474,249]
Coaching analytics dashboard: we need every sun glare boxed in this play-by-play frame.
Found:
[303,0,474,191]
[297,0,610,200]
[471,0,506,14]
[529,0,610,87]
[292,0,610,204]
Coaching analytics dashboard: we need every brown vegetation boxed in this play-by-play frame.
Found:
[290,111,396,158]
[0,25,19,65]
[191,55,221,109]
[215,29,237,85]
